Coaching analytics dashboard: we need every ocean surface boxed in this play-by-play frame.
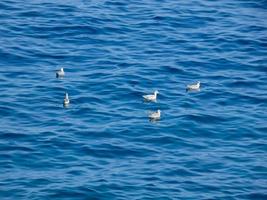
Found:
[0,0,267,199]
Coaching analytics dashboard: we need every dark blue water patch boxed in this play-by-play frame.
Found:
[0,1,19,11]
[0,49,33,64]
[0,0,267,199]
[45,186,104,200]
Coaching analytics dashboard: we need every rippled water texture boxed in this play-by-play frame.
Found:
[0,0,267,199]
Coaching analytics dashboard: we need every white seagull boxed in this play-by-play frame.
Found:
[186,81,200,90]
[149,110,161,120]
[63,93,70,106]
[143,90,159,101]
[56,67,65,78]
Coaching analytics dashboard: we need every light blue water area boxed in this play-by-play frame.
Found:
[0,0,267,199]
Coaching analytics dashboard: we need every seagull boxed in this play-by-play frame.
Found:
[186,81,200,90]
[149,110,161,120]
[63,92,70,106]
[56,67,65,78]
[143,90,159,101]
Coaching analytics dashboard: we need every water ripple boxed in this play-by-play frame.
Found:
[0,0,266,199]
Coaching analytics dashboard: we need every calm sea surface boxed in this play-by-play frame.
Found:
[0,0,267,199]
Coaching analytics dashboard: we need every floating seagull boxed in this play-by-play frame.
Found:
[149,109,161,120]
[143,90,159,101]
[186,81,200,90]
[56,67,65,78]
[63,92,70,106]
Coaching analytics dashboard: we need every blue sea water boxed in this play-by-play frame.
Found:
[0,0,267,199]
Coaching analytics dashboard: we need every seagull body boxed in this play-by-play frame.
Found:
[187,81,200,90]
[143,90,159,101]
[149,110,161,119]
[64,93,70,106]
[56,68,65,78]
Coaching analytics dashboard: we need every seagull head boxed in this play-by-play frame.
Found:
[61,68,64,72]
[154,90,159,95]
[65,92,69,99]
